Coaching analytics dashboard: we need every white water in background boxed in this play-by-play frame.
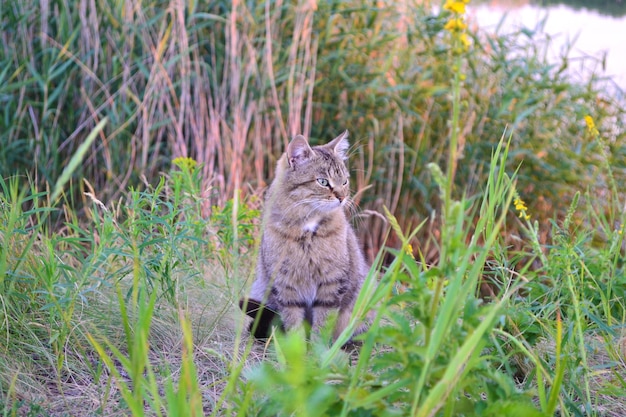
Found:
[466,2,626,92]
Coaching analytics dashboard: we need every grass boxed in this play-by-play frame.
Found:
[2,125,624,415]
[0,161,259,415]
[2,0,625,250]
[1,0,626,415]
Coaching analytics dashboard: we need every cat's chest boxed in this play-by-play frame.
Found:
[302,216,322,234]
[265,220,350,281]
[297,216,348,248]
[267,213,347,253]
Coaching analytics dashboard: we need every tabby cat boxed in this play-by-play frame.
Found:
[240,131,369,340]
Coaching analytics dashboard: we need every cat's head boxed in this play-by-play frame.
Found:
[279,131,351,213]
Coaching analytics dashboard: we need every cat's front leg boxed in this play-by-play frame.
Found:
[272,281,314,331]
[311,304,333,331]
[333,296,373,341]
[279,304,307,330]
[333,305,353,340]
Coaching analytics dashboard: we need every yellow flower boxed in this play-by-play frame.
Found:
[459,33,471,50]
[444,0,467,14]
[405,243,415,260]
[513,197,526,212]
[513,196,530,221]
[584,114,599,136]
[444,18,467,32]
[173,156,197,170]
[442,0,471,52]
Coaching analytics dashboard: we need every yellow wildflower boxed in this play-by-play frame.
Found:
[584,115,599,136]
[444,18,467,32]
[513,197,527,212]
[443,0,471,53]
[173,156,197,170]
[513,196,530,221]
[459,33,471,50]
[405,243,415,260]
[444,0,467,14]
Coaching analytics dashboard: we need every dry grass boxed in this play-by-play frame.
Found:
[1,261,260,416]
[533,334,626,417]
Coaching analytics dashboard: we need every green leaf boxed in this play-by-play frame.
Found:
[50,118,107,202]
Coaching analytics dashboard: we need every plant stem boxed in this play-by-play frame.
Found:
[444,53,462,231]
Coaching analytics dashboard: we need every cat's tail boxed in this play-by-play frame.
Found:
[238,297,282,339]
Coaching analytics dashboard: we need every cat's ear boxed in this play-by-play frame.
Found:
[287,135,313,168]
[327,130,350,160]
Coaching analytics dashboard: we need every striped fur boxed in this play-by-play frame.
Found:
[242,131,370,340]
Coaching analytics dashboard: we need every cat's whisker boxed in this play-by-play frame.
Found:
[288,197,317,205]
[288,198,320,211]
[290,195,344,217]
[304,201,326,218]
[345,199,364,228]
[344,198,358,215]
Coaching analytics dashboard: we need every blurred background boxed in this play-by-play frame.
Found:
[2,0,624,258]
[471,0,626,90]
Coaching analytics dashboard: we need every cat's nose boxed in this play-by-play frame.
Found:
[334,192,344,202]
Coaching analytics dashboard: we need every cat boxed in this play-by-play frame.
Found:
[240,130,370,340]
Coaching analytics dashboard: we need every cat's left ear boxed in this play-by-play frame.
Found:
[287,135,313,168]
[327,130,350,161]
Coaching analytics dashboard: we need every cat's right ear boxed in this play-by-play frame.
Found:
[287,135,313,168]
[327,130,350,161]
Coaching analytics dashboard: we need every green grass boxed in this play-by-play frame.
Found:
[1,125,624,415]
[1,0,626,415]
[0,160,259,415]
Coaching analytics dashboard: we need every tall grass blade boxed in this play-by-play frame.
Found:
[50,118,107,202]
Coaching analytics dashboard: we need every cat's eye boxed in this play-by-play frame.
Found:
[342,179,349,186]
[317,178,329,187]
